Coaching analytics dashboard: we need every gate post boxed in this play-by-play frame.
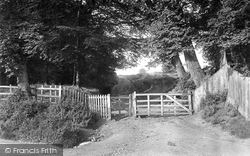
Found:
[188,91,193,115]
[128,94,132,116]
[107,94,111,120]
[132,91,137,118]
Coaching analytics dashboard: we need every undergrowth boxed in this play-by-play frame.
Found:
[0,89,100,148]
[201,91,250,139]
[172,75,196,93]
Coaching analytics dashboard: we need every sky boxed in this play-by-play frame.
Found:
[115,47,209,75]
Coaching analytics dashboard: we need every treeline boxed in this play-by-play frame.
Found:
[139,0,250,87]
[1,0,250,94]
[0,0,141,94]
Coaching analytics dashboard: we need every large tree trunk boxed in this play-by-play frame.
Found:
[184,49,205,87]
[0,67,5,85]
[16,63,32,96]
[172,54,188,79]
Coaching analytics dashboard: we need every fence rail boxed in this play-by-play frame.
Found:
[132,91,192,117]
[0,84,194,120]
[0,85,62,103]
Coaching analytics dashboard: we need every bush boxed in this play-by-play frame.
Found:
[200,91,228,119]
[172,76,196,93]
[201,91,250,139]
[0,90,95,148]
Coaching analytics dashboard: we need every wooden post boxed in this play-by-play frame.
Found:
[89,95,91,111]
[41,85,43,102]
[128,94,132,116]
[147,95,150,116]
[107,94,111,120]
[174,96,177,116]
[58,85,62,103]
[188,91,192,115]
[161,95,164,116]
[132,91,137,118]
[10,84,12,94]
[49,85,52,102]
[118,99,121,115]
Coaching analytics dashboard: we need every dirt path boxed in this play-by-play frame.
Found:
[1,113,249,156]
[64,113,250,156]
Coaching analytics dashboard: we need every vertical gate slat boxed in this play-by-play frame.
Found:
[147,95,150,116]
[161,95,163,116]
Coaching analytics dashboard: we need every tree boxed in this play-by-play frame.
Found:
[0,0,46,95]
[0,0,146,94]
[138,0,211,86]
[198,0,250,75]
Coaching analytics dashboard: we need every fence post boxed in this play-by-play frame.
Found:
[132,91,137,118]
[128,94,132,116]
[58,85,62,102]
[188,91,192,115]
[161,95,163,116]
[41,85,44,102]
[174,96,177,116]
[107,94,111,120]
[147,95,150,116]
[10,84,12,94]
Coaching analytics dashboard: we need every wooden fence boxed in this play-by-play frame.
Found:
[0,85,111,119]
[0,85,62,103]
[193,64,250,121]
[132,92,192,117]
[88,94,111,119]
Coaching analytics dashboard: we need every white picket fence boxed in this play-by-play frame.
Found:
[88,94,111,119]
[0,85,112,119]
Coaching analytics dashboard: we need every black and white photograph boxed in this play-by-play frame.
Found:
[0,0,250,156]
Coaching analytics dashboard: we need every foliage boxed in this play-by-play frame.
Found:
[139,0,221,66]
[172,75,196,93]
[198,0,250,75]
[0,90,95,148]
[0,0,144,91]
[200,91,228,113]
[201,91,250,139]
[112,73,177,95]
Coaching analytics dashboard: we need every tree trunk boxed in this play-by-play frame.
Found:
[0,68,5,85]
[73,59,80,87]
[172,54,188,79]
[16,63,32,96]
[184,49,205,87]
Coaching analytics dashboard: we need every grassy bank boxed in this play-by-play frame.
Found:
[201,92,250,139]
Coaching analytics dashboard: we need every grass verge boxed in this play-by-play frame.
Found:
[201,91,250,139]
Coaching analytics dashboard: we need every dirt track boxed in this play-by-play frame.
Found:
[64,113,250,156]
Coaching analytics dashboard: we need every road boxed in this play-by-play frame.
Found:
[64,113,250,156]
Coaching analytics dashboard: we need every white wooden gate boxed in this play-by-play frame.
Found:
[88,94,111,119]
[132,92,192,117]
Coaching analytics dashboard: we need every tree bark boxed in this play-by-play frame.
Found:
[16,63,32,96]
[184,49,205,87]
[0,66,6,85]
[172,54,188,79]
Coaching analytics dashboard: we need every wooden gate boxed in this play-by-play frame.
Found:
[111,95,132,117]
[132,91,192,117]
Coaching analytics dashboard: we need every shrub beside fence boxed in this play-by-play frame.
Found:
[193,64,250,121]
